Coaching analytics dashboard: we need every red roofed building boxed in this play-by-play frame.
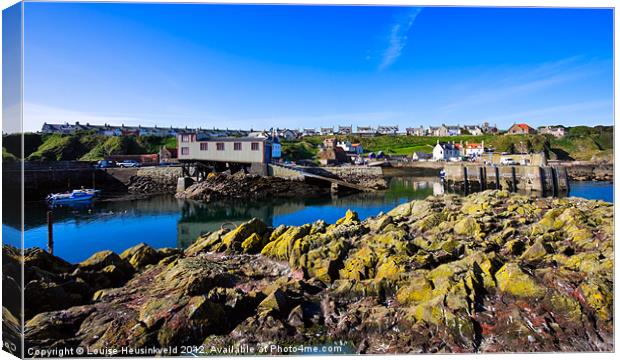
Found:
[465,141,485,157]
[507,123,536,135]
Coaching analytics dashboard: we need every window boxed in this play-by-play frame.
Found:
[234,142,242,151]
[181,147,189,155]
[181,135,190,142]
[200,143,208,151]
[216,143,225,151]
[251,142,260,151]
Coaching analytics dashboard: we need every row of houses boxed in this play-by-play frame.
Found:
[405,122,499,137]
[41,122,248,138]
[298,125,400,137]
[41,122,567,140]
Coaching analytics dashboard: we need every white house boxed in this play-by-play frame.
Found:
[464,141,485,157]
[377,125,399,135]
[336,141,363,154]
[463,125,483,136]
[433,141,461,161]
[539,126,566,138]
[320,127,334,135]
[356,126,375,135]
[406,127,426,136]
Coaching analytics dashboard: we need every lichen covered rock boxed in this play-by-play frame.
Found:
[19,190,614,354]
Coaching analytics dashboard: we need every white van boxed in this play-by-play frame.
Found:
[500,157,517,165]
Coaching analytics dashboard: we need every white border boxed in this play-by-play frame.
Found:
[0,1,616,360]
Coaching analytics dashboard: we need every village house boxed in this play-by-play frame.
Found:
[539,126,566,138]
[464,141,485,157]
[428,125,448,137]
[356,126,375,135]
[445,124,461,136]
[432,141,461,161]
[507,123,537,135]
[337,125,353,135]
[320,127,334,136]
[481,122,499,134]
[377,125,399,135]
[336,141,363,154]
[462,125,483,136]
[406,127,426,136]
[276,128,298,141]
[302,128,317,137]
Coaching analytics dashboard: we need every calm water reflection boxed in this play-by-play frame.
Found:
[3,178,612,263]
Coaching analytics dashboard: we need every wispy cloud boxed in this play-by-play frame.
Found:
[438,57,607,114]
[484,100,611,125]
[379,8,422,71]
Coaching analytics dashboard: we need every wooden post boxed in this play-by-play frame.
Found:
[47,211,54,255]
[463,166,469,195]
[479,167,485,191]
[511,167,517,193]
[494,166,500,190]
[564,168,571,193]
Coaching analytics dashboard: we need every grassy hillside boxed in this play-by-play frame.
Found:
[2,133,44,159]
[280,141,319,161]
[23,132,177,161]
[2,147,18,162]
[549,126,613,161]
[300,126,612,161]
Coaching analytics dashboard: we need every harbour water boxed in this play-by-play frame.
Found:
[2,178,613,263]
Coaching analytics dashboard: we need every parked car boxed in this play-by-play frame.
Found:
[95,160,115,169]
[500,157,517,165]
[117,160,142,168]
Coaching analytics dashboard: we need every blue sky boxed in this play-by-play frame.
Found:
[15,3,614,132]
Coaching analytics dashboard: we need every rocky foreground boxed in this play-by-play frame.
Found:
[6,190,613,354]
[176,172,329,202]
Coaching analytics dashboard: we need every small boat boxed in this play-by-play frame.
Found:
[46,189,98,206]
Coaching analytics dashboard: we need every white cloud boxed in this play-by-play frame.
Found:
[379,8,422,71]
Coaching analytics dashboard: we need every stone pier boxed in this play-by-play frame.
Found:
[443,164,570,196]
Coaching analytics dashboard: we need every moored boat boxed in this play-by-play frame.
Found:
[46,189,99,206]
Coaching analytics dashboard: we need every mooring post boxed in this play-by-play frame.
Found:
[479,167,485,191]
[463,166,469,195]
[564,168,571,193]
[47,211,54,255]
[495,166,500,189]
[511,167,517,192]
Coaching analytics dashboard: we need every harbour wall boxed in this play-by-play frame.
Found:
[444,164,570,195]
[2,162,184,201]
